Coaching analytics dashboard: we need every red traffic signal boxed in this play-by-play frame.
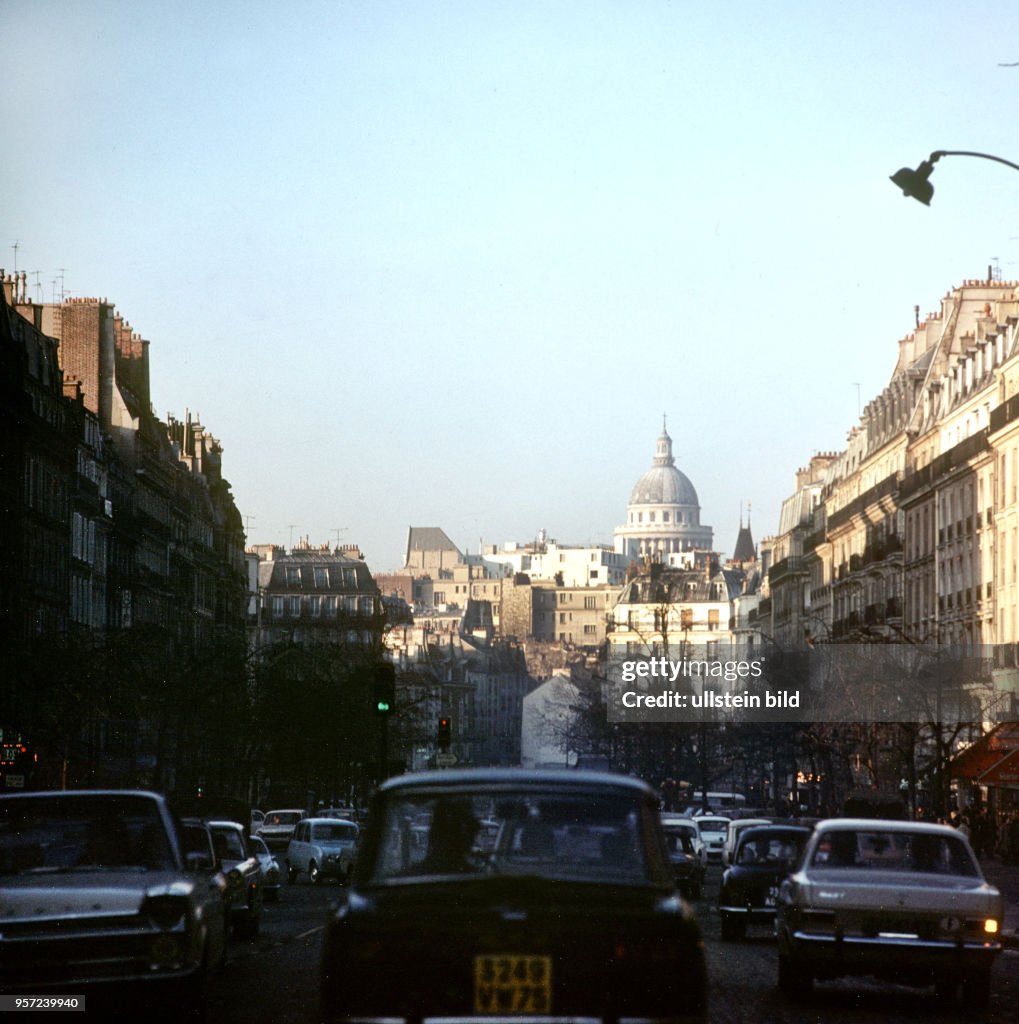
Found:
[437,717,451,750]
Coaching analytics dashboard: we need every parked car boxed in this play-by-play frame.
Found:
[720,817,772,867]
[718,825,812,940]
[258,808,305,851]
[775,818,1004,1006]
[693,814,731,863]
[661,814,707,898]
[208,820,263,938]
[287,817,359,884]
[249,834,281,902]
[0,789,226,1019]
[319,768,708,1023]
[251,808,265,832]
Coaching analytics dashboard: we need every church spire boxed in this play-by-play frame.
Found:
[654,417,674,467]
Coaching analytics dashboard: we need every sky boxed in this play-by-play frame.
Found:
[5,1,1019,572]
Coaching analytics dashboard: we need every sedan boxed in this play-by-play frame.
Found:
[320,768,707,1023]
[661,815,706,898]
[776,818,1003,1007]
[249,834,281,902]
[718,825,812,940]
[0,790,224,1019]
[208,820,263,938]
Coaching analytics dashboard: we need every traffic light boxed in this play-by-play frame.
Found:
[373,662,396,715]
[437,716,451,750]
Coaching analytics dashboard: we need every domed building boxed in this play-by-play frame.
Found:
[613,419,713,560]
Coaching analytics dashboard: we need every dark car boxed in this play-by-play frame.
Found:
[661,815,706,898]
[320,768,707,1024]
[718,825,812,940]
[0,789,227,1020]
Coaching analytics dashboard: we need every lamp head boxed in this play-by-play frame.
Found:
[890,159,936,205]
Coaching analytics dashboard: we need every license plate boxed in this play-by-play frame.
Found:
[474,954,552,1013]
[765,886,778,907]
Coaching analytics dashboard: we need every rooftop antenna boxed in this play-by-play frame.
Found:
[288,524,297,550]
[331,527,347,549]
[57,268,68,301]
[11,240,20,276]
[244,514,255,537]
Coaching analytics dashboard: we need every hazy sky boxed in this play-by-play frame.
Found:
[6,2,1019,571]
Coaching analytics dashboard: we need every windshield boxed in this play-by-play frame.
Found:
[312,823,358,842]
[265,812,301,826]
[0,794,175,875]
[810,829,979,876]
[212,826,246,860]
[369,787,665,885]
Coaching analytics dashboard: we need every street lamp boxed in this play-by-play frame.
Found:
[891,150,1019,205]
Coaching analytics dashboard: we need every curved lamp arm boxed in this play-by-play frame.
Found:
[890,149,1019,205]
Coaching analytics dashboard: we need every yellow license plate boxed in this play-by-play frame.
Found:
[473,954,552,1013]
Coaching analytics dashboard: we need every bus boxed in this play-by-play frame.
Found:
[685,790,747,814]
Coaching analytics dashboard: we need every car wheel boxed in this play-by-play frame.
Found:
[309,860,320,885]
[287,862,298,884]
[720,911,746,941]
[962,970,991,1011]
[777,953,812,1001]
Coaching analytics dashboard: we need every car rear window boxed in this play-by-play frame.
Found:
[312,823,358,842]
[369,787,665,885]
[810,829,979,876]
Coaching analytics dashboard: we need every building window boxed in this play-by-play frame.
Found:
[314,567,328,588]
[272,596,284,619]
[310,596,321,617]
[583,624,597,634]
[287,596,301,617]
[325,595,337,617]
[708,608,720,630]
[286,566,301,586]
[650,512,656,522]
[584,596,597,609]
[663,511,670,522]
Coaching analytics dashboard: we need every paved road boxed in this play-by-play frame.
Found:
[206,866,1019,1023]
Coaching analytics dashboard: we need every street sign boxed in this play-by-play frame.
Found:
[435,753,458,768]
[5,775,25,788]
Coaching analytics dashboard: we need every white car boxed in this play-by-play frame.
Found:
[776,818,1003,1007]
[693,815,731,863]
[721,818,771,867]
[257,808,305,851]
[286,817,359,884]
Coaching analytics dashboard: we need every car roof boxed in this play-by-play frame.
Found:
[377,767,656,798]
[300,817,358,826]
[207,819,244,830]
[813,817,961,835]
[738,824,813,839]
[0,789,165,802]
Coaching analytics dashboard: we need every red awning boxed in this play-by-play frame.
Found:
[950,722,1019,781]
[976,748,1019,789]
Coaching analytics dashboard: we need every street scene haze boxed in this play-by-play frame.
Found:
[3,3,1019,1023]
